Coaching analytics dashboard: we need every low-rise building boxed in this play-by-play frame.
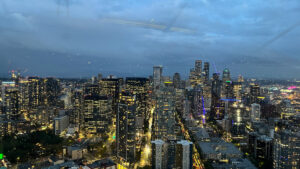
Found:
[67,146,83,160]
[54,115,69,135]
[212,158,257,169]
[87,159,116,169]
[198,138,243,161]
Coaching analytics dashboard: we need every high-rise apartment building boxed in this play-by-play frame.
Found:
[4,87,20,121]
[70,89,82,125]
[82,95,112,135]
[27,77,42,109]
[273,130,300,169]
[17,77,61,112]
[99,78,122,104]
[151,140,167,169]
[153,83,176,141]
[84,83,100,96]
[41,78,61,107]
[151,140,193,169]
[117,91,137,167]
[99,77,122,133]
[176,140,193,169]
[125,77,150,149]
[54,114,69,135]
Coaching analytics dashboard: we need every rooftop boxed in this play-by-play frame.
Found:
[198,138,242,156]
[87,159,116,168]
[151,139,165,145]
[177,140,193,146]
[212,158,257,169]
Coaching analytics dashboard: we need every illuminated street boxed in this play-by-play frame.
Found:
[175,112,204,169]
[135,106,154,168]
[1,3,299,167]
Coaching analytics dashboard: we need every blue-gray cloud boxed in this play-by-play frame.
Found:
[0,0,300,79]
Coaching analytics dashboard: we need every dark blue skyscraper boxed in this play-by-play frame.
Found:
[211,73,224,120]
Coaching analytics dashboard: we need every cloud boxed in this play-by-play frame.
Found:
[0,0,299,79]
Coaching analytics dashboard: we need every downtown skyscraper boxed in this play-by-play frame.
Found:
[117,91,137,167]
[210,73,223,120]
[153,66,163,90]
[153,82,176,141]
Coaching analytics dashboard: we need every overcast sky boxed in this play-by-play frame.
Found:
[0,0,300,79]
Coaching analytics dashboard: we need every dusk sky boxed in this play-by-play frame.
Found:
[0,0,300,79]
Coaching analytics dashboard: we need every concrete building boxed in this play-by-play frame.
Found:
[117,91,137,167]
[198,138,243,161]
[212,158,257,169]
[273,130,300,169]
[54,115,69,135]
[151,140,167,169]
[87,159,116,169]
[193,127,210,142]
[255,135,273,161]
[151,140,193,169]
[67,146,83,160]
[82,95,112,135]
[153,83,176,141]
[248,132,273,161]
[176,140,193,169]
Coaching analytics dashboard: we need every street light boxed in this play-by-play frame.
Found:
[145,145,150,155]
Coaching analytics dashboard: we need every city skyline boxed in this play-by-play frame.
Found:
[1,58,299,168]
[1,1,300,169]
[1,0,300,78]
